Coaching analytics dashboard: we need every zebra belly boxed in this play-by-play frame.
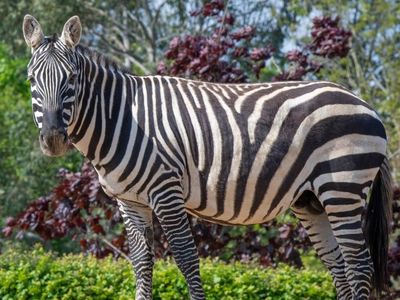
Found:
[184,198,292,225]
[183,175,295,225]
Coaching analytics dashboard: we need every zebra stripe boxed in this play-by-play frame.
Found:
[25,27,391,300]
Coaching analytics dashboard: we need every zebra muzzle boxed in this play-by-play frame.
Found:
[39,110,68,157]
[39,129,68,157]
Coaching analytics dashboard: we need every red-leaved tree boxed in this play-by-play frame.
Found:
[158,2,352,82]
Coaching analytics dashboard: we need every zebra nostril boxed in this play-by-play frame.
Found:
[57,129,68,143]
[56,128,67,140]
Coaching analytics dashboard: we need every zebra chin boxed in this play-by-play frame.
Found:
[39,133,69,157]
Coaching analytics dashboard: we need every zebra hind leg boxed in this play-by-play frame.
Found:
[320,183,374,299]
[292,191,352,300]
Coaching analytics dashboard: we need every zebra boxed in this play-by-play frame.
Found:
[22,15,392,300]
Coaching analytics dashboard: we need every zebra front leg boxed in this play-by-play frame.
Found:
[117,199,154,300]
[152,195,205,300]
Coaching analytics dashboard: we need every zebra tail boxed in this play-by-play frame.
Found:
[365,157,392,296]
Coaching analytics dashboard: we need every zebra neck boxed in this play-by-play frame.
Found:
[68,54,141,169]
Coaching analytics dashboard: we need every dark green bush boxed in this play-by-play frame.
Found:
[0,245,335,299]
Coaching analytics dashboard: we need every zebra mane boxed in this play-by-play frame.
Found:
[39,37,133,75]
[75,45,133,75]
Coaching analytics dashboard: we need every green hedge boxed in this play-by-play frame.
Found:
[0,246,335,299]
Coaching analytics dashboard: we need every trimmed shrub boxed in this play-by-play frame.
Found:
[0,246,335,299]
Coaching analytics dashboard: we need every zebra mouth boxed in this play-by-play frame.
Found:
[39,131,69,157]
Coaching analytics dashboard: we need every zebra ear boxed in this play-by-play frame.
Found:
[22,15,44,50]
[61,16,81,48]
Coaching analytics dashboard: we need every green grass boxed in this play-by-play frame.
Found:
[0,245,336,299]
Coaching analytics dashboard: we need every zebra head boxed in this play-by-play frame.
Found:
[22,15,81,156]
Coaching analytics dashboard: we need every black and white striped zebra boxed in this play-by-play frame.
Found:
[23,15,392,300]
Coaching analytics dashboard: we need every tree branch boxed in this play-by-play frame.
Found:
[99,236,132,262]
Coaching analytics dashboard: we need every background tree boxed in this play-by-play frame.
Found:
[0,0,190,73]
[0,1,399,297]
[282,0,400,176]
